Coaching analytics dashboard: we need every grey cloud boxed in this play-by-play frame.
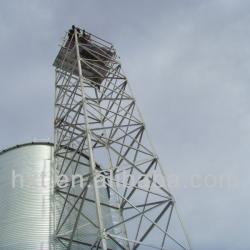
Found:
[0,0,249,249]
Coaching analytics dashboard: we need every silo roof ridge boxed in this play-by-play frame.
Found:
[0,141,53,155]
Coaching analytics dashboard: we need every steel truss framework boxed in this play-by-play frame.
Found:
[53,27,191,250]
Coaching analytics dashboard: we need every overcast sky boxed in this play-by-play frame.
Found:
[0,0,250,249]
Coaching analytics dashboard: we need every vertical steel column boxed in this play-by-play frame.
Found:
[74,29,108,250]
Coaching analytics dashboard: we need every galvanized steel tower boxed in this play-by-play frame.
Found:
[53,26,191,250]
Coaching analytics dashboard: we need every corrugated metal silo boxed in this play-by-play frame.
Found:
[0,142,54,249]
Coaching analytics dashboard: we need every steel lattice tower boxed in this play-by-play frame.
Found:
[53,26,191,250]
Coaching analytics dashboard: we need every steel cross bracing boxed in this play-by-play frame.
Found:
[53,26,191,250]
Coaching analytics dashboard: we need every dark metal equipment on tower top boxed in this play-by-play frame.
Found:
[54,26,115,87]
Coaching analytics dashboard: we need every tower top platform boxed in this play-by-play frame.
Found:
[53,26,116,86]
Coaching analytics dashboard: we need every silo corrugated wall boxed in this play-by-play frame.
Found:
[0,143,54,249]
